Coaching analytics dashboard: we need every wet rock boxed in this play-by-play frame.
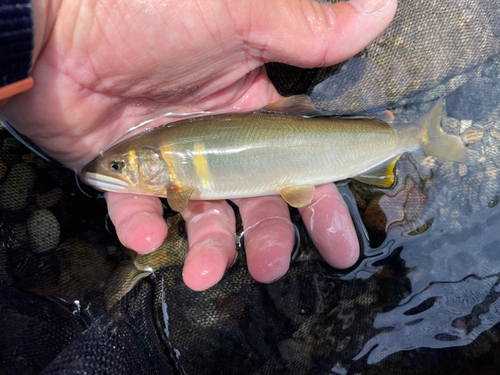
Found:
[419,155,436,169]
[462,129,483,144]
[48,168,72,186]
[442,116,460,134]
[459,164,468,177]
[488,195,499,208]
[12,224,28,249]
[486,328,500,343]
[460,119,473,134]
[0,163,36,211]
[363,196,388,233]
[278,339,314,370]
[336,336,351,352]
[1,137,22,164]
[461,334,491,358]
[490,127,500,141]
[36,187,63,208]
[0,246,11,283]
[21,153,37,165]
[28,209,60,253]
[55,239,115,296]
[363,187,426,234]
[356,293,378,307]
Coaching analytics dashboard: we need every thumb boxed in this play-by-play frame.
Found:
[239,0,397,67]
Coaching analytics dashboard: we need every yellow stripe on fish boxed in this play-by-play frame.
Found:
[192,143,212,188]
[127,149,137,173]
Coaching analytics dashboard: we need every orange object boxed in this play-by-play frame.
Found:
[0,77,34,101]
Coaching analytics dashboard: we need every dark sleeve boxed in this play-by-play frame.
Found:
[0,0,34,87]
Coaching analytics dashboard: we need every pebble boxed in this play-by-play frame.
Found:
[442,117,460,134]
[462,129,483,144]
[420,156,436,169]
[28,209,60,253]
[490,127,500,141]
[36,187,63,208]
[0,163,36,211]
[460,119,472,134]
[461,334,491,358]
[336,336,351,352]
[356,293,378,307]
[459,164,468,177]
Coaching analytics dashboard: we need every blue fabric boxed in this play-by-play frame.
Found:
[0,0,33,86]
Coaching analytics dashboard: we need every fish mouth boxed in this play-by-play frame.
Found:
[82,172,129,192]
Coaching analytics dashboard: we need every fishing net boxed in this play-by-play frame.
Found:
[2,0,500,374]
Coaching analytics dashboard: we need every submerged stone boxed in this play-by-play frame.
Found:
[28,209,60,254]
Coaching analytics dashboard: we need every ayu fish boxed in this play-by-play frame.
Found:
[81,96,467,212]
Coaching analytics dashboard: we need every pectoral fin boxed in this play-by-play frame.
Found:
[279,185,316,207]
[354,155,401,188]
[167,187,194,212]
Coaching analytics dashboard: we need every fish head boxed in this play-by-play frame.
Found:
[81,147,170,196]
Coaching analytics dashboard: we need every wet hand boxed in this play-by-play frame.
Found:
[0,0,397,290]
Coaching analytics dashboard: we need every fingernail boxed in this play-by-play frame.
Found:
[268,271,287,284]
[349,0,388,14]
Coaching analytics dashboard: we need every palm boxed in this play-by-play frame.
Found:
[2,0,397,290]
[6,1,280,168]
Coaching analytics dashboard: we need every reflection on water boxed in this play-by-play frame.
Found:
[334,87,500,365]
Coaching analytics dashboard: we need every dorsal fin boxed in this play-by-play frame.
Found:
[261,95,325,117]
[354,155,401,188]
[377,110,395,122]
[261,96,395,123]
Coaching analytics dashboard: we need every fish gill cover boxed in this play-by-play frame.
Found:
[1,0,500,374]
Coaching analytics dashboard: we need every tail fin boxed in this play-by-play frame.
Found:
[421,99,467,163]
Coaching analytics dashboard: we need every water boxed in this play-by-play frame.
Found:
[2,77,500,374]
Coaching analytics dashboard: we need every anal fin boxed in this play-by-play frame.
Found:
[167,186,194,212]
[279,185,316,207]
[354,155,401,188]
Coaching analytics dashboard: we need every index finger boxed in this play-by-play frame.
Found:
[105,192,168,254]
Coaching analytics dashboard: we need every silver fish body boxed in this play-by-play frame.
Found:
[81,97,466,211]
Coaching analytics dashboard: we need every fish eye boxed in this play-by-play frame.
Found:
[108,157,125,171]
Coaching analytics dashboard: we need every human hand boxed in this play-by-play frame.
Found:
[1,0,397,290]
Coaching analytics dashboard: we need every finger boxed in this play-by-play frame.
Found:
[239,0,397,67]
[298,183,359,269]
[105,192,167,254]
[181,200,236,291]
[234,196,295,284]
